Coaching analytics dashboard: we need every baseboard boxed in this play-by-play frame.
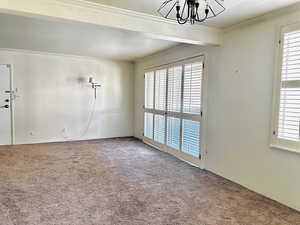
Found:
[10,135,135,146]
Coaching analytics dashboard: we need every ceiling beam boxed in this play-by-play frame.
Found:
[0,0,223,45]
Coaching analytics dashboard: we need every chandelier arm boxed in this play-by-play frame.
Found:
[180,0,189,20]
[177,17,188,24]
[192,3,197,24]
[195,10,208,22]
[177,2,190,22]
[196,9,200,21]
[177,15,189,24]
[189,4,193,24]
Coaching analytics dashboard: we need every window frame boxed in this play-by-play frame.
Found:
[271,22,300,154]
[143,55,208,168]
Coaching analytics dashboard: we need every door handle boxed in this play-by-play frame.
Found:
[0,105,9,109]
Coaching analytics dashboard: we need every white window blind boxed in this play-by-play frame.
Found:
[144,112,153,139]
[167,117,180,150]
[154,114,165,144]
[183,62,203,114]
[167,66,182,112]
[145,72,154,109]
[278,29,300,142]
[182,119,201,157]
[155,69,167,111]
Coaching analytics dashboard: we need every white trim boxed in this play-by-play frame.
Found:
[0,64,15,145]
[200,55,208,167]
[282,22,300,33]
[0,48,101,62]
[9,64,15,145]
[270,22,300,155]
[144,55,204,72]
[271,144,300,154]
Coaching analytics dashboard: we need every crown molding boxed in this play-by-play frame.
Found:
[59,0,181,26]
[0,48,107,62]
[0,0,222,46]
[0,48,135,63]
[224,2,300,33]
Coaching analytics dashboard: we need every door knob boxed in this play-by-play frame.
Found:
[5,99,9,102]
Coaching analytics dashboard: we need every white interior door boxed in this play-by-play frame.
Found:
[0,64,12,145]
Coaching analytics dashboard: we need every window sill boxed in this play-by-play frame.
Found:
[270,144,300,155]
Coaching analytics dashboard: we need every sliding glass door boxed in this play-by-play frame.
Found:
[144,56,205,165]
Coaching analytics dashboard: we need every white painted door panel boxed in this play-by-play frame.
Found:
[0,65,12,145]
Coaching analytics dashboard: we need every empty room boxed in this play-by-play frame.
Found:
[1,0,300,224]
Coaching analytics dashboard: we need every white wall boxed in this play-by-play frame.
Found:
[134,9,300,211]
[0,50,134,144]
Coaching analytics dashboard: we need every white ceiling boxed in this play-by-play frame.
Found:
[1,0,298,60]
[85,0,299,28]
[0,13,178,61]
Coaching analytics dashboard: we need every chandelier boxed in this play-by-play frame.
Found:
[158,0,225,25]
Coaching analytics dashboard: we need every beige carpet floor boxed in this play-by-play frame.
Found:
[0,137,299,225]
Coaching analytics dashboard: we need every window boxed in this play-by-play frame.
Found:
[271,24,300,153]
[143,56,205,160]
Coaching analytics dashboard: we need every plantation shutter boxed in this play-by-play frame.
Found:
[182,120,201,157]
[154,114,165,144]
[183,62,203,114]
[144,112,153,139]
[167,66,182,112]
[143,55,205,160]
[155,69,167,111]
[145,72,154,109]
[167,117,180,150]
[278,29,300,141]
